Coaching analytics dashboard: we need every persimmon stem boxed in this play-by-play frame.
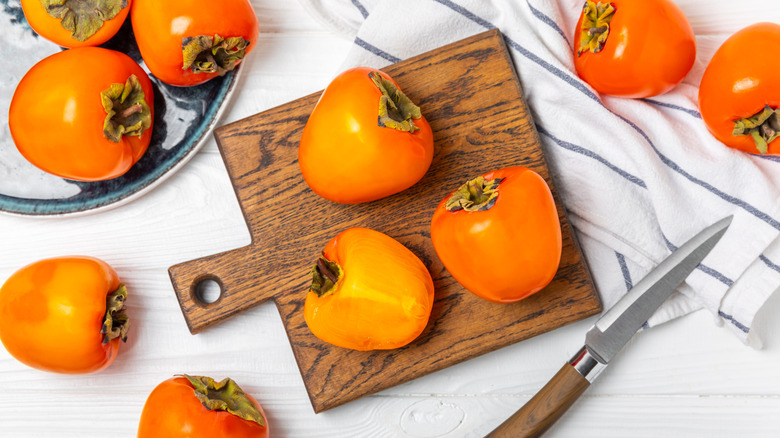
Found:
[182,34,249,75]
[179,375,266,427]
[102,284,129,344]
[445,176,505,212]
[369,71,422,133]
[578,1,616,55]
[40,0,126,42]
[310,257,342,298]
[588,26,608,35]
[117,104,143,119]
[732,105,780,154]
[317,258,338,284]
[204,52,228,76]
[101,74,151,143]
[761,124,776,139]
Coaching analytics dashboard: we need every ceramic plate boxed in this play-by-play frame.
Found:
[0,1,241,217]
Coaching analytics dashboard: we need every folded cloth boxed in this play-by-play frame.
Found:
[297,0,780,347]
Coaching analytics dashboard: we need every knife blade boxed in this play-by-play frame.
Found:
[486,215,733,438]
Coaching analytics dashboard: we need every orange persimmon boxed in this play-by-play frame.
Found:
[9,47,154,181]
[131,0,259,86]
[298,67,434,204]
[137,375,268,438]
[0,256,128,374]
[699,22,780,155]
[430,167,562,303]
[573,0,696,98]
[21,0,131,47]
[304,227,435,351]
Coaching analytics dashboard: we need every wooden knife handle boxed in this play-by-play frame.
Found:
[486,363,590,438]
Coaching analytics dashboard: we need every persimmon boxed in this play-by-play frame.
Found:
[20,0,131,47]
[699,22,780,154]
[298,67,434,204]
[573,0,696,98]
[430,167,562,303]
[9,47,154,181]
[0,256,128,374]
[304,227,435,351]
[137,375,268,438]
[131,0,259,86]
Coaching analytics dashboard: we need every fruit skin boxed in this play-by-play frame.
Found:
[131,0,260,86]
[136,376,269,438]
[304,227,435,351]
[573,0,696,98]
[298,67,434,204]
[20,0,131,48]
[9,47,154,181]
[698,22,780,155]
[0,256,127,374]
[430,167,562,303]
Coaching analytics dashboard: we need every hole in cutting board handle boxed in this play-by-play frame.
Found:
[193,276,223,305]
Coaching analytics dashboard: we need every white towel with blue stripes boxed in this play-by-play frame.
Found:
[298,0,780,347]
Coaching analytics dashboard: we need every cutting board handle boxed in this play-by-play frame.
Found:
[168,245,279,333]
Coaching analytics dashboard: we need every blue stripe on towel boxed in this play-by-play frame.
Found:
[616,252,633,290]
[526,0,571,48]
[759,254,780,274]
[537,126,647,188]
[354,37,401,63]
[640,99,702,119]
[432,0,495,29]
[718,311,750,333]
[351,0,370,19]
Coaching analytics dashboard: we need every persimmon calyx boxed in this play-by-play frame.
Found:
[577,1,616,55]
[102,284,129,344]
[369,71,422,133]
[445,176,504,212]
[179,375,266,427]
[310,257,342,298]
[182,34,250,76]
[40,0,127,42]
[733,105,780,154]
[101,74,151,143]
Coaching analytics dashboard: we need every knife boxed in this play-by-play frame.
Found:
[486,215,733,438]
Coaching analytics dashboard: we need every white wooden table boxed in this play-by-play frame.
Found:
[2,1,780,436]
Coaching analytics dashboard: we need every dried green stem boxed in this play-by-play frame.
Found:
[310,257,342,298]
[101,74,151,143]
[577,1,616,55]
[369,71,422,133]
[733,105,780,154]
[180,375,265,427]
[182,34,249,75]
[101,284,129,344]
[445,176,504,212]
[40,0,127,41]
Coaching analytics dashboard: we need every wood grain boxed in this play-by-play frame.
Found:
[168,29,602,412]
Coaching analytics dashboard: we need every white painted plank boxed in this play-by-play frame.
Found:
[1,390,780,437]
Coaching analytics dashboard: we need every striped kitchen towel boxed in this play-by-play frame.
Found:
[298,0,780,347]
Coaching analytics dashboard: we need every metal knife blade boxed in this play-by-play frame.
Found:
[585,214,733,365]
[486,216,733,438]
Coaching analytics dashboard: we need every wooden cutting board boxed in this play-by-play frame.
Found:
[168,29,602,413]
